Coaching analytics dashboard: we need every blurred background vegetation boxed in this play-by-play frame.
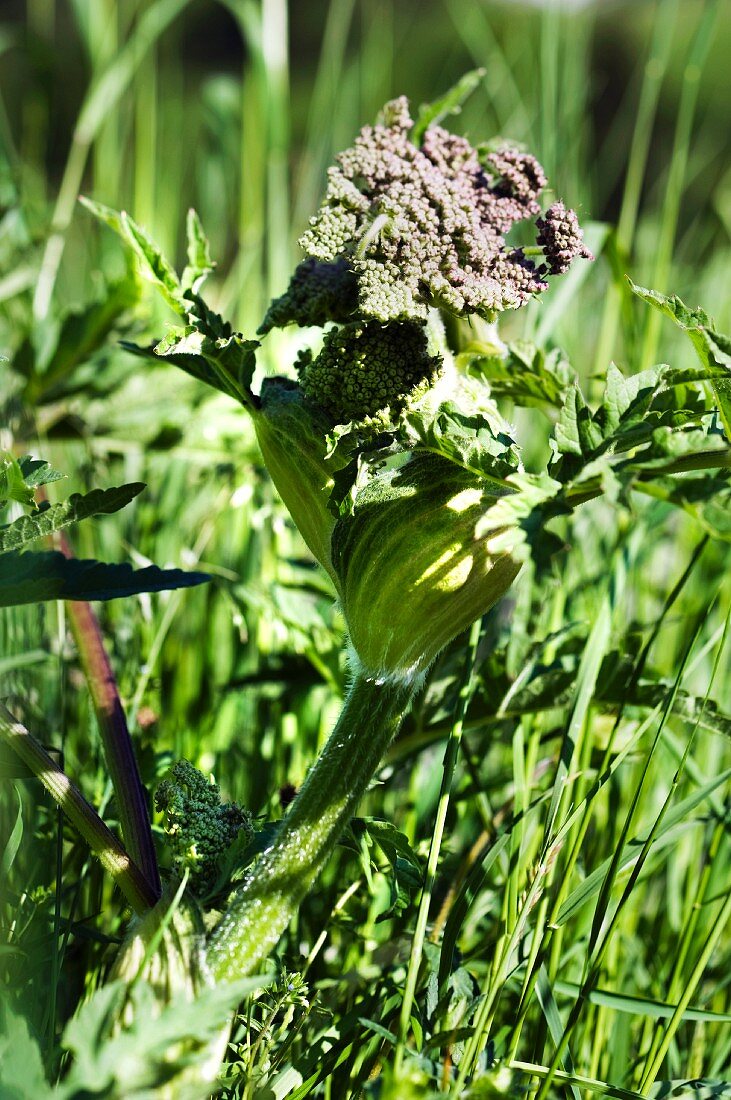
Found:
[0,1,730,1094]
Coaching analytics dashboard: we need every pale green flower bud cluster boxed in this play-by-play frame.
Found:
[258,258,358,335]
[297,319,442,423]
[155,761,252,893]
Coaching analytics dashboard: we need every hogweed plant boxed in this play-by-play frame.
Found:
[4,78,731,1095]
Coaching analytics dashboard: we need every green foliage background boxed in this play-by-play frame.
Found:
[0,1,730,1096]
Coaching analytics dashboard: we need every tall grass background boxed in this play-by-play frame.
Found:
[0,0,730,1096]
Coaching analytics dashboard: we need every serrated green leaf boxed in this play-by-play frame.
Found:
[121,210,184,312]
[0,483,144,552]
[0,454,36,508]
[411,68,486,145]
[17,455,65,490]
[600,363,662,437]
[628,280,713,334]
[123,327,258,407]
[460,342,576,409]
[629,279,731,437]
[181,208,214,293]
[86,199,259,404]
[82,196,186,316]
[547,354,730,520]
[0,551,209,606]
[404,390,520,488]
[155,328,257,404]
[552,383,604,463]
[79,195,126,236]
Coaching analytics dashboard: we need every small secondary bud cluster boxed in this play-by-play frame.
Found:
[536,201,593,275]
[259,258,359,334]
[155,760,252,894]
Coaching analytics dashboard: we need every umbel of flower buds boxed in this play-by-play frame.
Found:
[278,95,591,327]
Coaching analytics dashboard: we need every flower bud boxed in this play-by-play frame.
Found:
[331,452,520,681]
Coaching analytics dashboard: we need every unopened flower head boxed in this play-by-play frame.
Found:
[536,201,593,275]
[155,760,252,893]
[299,95,589,325]
[297,319,442,423]
[259,258,358,334]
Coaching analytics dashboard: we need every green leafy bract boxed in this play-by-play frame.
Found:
[404,398,521,488]
[411,68,486,145]
[83,197,259,407]
[458,341,576,410]
[629,279,731,437]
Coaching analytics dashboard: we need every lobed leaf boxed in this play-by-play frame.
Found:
[460,341,576,410]
[404,387,521,488]
[84,198,259,406]
[17,455,65,491]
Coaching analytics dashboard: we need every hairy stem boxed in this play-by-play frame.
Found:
[0,702,157,914]
[208,671,415,980]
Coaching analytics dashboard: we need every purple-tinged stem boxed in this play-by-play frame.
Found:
[61,535,161,902]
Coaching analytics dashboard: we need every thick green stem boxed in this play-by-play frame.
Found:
[208,671,415,980]
[0,702,156,914]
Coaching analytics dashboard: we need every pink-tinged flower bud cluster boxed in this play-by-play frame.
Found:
[298,96,589,325]
[536,200,593,275]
